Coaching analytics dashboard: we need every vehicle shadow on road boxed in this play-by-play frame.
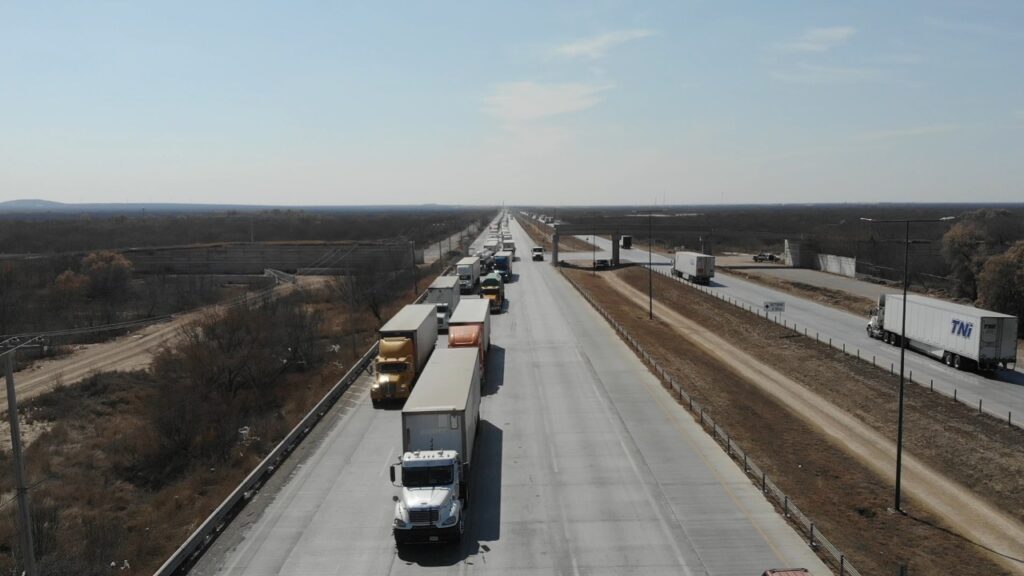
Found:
[395,420,503,567]
[482,345,505,397]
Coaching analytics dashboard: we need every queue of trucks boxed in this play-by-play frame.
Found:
[372,269,495,545]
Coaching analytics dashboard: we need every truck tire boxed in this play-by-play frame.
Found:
[953,355,963,370]
[943,352,953,366]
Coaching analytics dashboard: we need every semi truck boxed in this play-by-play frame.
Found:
[372,304,438,406]
[448,298,490,353]
[456,256,481,294]
[672,251,715,285]
[480,272,505,313]
[448,324,487,372]
[867,294,1018,372]
[501,239,516,255]
[424,276,460,333]
[494,250,513,282]
[483,238,499,253]
[391,348,481,545]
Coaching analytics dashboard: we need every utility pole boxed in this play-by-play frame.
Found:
[860,215,955,513]
[346,273,359,360]
[5,352,38,576]
[591,213,596,276]
[648,211,653,320]
[410,241,418,295]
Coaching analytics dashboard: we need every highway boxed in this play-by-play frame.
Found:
[573,235,1024,425]
[192,217,828,576]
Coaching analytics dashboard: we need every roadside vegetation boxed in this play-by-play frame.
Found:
[0,245,466,574]
[514,215,595,254]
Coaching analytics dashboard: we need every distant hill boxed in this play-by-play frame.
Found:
[0,199,67,209]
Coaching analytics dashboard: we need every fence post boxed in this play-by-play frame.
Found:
[761,471,766,493]
[743,453,748,473]
[784,495,789,517]
[909,370,912,382]
[954,389,958,401]
[840,555,845,576]
[1010,412,1013,427]
[979,398,983,413]
[809,522,815,547]
[930,379,933,391]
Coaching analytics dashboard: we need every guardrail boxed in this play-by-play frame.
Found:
[155,263,452,575]
[650,265,1022,431]
[153,341,378,576]
[559,268,864,576]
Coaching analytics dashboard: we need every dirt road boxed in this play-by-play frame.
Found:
[603,271,1024,574]
[3,277,324,408]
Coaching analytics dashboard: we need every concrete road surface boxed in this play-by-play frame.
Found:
[192,215,828,576]
[580,235,1024,426]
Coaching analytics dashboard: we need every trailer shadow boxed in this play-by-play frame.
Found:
[482,345,505,397]
[395,420,503,567]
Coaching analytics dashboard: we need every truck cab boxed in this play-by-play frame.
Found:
[374,338,418,403]
[480,273,504,313]
[392,450,464,543]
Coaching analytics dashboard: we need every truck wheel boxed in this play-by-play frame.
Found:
[452,515,465,543]
[943,352,952,366]
[953,355,963,370]
[372,399,380,408]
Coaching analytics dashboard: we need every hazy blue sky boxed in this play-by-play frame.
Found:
[2,1,1022,205]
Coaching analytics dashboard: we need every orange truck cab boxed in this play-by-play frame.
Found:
[447,324,486,375]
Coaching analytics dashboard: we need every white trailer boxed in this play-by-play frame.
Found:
[672,251,715,285]
[449,297,491,352]
[424,276,460,332]
[456,256,481,294]
[867,293,1018,372]
[391,348,481,544]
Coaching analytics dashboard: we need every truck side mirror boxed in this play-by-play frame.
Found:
[390,464,396,483]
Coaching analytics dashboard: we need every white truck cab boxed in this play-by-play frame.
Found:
[391,450,464,543]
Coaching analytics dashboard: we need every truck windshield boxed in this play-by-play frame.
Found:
[403,465,454,487]
[459,274,470,281]
[378,362,408,374]
[435,303,448,313]
[482,287,499,295]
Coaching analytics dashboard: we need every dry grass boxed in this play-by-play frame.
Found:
[0,263,452,574]
[566,267,1021,575]
[726,268,876,317]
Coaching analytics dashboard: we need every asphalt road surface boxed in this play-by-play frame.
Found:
[574,235,1024,425]
[192,215,827,576]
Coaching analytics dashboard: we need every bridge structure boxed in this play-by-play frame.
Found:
[551,219,713,265]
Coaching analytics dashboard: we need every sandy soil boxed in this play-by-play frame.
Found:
[566,267,1024,575]
[4,277,326,409]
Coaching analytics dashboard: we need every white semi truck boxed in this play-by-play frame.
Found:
[672,251,715,285]
[424,276,460,332]
[867,293,1018,372]
[456,256,481,294]
[391,347,481,545]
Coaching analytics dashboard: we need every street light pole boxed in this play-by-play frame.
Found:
[860,215,955,513]
[648,211,653,320]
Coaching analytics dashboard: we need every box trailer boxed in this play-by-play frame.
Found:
[448,324,487,372]
[672,251,715,285]
[449,298,490,352]
[867,293,1018,371]
[424,276,460,332]
[372,304,438,405]
[494,250,513,282]
[456,257,481,294]
[391,348,481,544]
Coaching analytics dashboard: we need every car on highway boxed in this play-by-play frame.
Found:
[594,258,611,270]
[753,253,780,263]
[531,247,544,261]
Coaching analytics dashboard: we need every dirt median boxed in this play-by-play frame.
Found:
[724,268,876,317]
[565,267,1024,575]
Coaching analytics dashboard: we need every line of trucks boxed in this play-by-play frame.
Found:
[370,296,493,544]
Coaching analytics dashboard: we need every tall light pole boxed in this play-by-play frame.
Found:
[860,215,955,513]
[648,211,653,319]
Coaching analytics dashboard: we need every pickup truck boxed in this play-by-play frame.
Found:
[753,253,779,263]
[531,247,544,261]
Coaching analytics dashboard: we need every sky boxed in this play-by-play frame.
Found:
[1,1,1023,206]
